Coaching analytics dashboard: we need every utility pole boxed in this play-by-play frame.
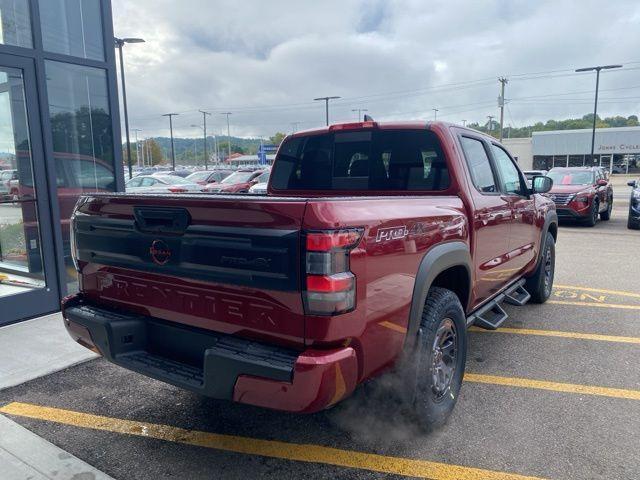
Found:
[498,77,508,141]
[314,96,341,125]
[220,112,232,160]
[199,110,212,170]
[290,122,300,133]
[162,113,179,170]
[432,108,439,120]
[461,119,467,127]
[132,128,141,167]
[575,64,623,165]
[487,115,495,134]
[351,108,368,121]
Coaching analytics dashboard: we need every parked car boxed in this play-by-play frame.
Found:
[248,170,271,194]
[125,175,202,193]
[0,169,18,200]
[63,120,557,429]
[203,168,265,193]
[546,166,613,226]
[627,178,640,230]
[151,169,192,178]
[186,169,233,186]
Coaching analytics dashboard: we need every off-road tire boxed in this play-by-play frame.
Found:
[600,196,612,221]
[406,287,467,431]
[584,199,599,227]
[525,232,555,303]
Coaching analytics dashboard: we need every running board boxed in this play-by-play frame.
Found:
[504,281,531,306]
[467,279,529,330]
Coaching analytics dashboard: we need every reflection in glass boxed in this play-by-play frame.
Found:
[0,67,46,298]
[0,0,33,48]
[39,0,104,60]
[45,60,115,293]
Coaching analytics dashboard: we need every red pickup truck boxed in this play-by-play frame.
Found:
[62,121,557,428]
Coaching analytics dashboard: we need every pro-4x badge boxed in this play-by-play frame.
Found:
[149,239,171,265]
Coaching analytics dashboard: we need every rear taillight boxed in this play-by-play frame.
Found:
[168,187,188,193]
[303,228,362,316]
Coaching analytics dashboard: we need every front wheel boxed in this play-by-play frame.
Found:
[406,287,467,430]
[525,232,555,303]
[584,200,599,227]
[600,197,612,221]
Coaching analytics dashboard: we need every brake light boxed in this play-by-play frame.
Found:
[168,187,188,193]
[329,121,377,131]
[303,228,362,315]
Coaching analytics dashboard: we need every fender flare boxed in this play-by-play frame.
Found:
[530,209,558,273]
[403,241,472,351]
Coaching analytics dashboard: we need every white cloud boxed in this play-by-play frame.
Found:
[112,0,640,139]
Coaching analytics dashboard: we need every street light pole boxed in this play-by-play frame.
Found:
[432,108,439,121]
[132,128,141,167]
[220,112,232,160]
[575,64,623,164]
[199,110,211,170]
[314,96,341,125]
[114,37,144,179]
[162,113,179,170]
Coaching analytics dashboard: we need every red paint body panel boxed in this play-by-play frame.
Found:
[64,121,554,413]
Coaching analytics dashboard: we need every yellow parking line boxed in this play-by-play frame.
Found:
[469,326,640,344]
[554,285,640,300]
[547,300,640,311]
[0,402,544,480]
[464,374,640,401]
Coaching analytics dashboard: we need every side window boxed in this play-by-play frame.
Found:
[460,137,497,193]
[141,177,155,187]
[492,145,523,195]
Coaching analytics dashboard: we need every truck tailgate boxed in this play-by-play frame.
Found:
[73,194,307,348]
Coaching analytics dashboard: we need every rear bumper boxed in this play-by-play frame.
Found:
[61,295,357,413]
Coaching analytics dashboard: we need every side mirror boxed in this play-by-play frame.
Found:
[596,178,608,187]
[628,180,638,188]
[531,175,553,194]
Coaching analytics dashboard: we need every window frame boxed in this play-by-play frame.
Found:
[457,133,501,196]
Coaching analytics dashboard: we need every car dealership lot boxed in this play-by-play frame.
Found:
[1,206,639,480]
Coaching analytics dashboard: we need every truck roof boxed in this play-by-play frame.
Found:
[290,120,493,141]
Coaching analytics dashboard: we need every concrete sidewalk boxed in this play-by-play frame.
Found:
[0,414,115,480]
[0,313,97,390]
[1,313,112,479]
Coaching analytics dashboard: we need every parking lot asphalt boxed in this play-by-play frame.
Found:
[1,206,639,480]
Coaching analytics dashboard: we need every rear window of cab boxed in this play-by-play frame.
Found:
[270,129,450,191]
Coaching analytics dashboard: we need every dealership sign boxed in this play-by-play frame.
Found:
[597,143,640,151]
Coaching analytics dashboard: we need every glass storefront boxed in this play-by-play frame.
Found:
[0,66,46,296]
[0,0,120,324]
[38,0,105,60]
[45,60,116,293]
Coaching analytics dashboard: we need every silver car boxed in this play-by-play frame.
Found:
[125,175,202,193]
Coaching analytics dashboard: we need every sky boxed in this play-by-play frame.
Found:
[111,0,640,140]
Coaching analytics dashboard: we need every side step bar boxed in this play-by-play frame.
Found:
[467,279,529,330]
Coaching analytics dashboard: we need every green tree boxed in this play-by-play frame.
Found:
[269,132,286,145]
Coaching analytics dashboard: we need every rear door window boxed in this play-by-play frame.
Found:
[271,129,450,191]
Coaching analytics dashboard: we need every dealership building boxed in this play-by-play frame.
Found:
[0,0,122,325]
[504,126,640,174]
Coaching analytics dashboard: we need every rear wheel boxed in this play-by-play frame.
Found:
[629,213,640,230]
[584,199,599,227]
[600,196,612,221]
[525,232,555,303]
[405,287,467,430]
